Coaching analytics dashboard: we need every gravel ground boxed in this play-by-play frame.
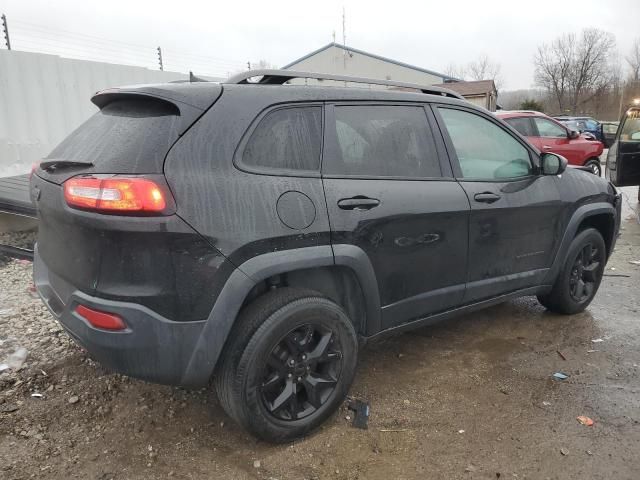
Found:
[0,188,639,480]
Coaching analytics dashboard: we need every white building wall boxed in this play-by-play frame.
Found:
[0,50,201,176]
[286,45,445,86]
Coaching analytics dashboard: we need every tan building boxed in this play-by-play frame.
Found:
[283,42,456,86]
[432,79,498,111]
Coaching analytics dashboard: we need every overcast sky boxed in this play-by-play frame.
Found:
[1,0,638,90]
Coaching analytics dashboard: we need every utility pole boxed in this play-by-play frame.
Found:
[157,46,163,71]
[1,14,11,50]
[247,61,251,70]
[342,7,346,69]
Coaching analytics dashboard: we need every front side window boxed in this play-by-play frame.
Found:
[504,117,536,137]
[326,105,441,178]
[534,118,567,138]
[242,106,322,172]
[439,108,533,180]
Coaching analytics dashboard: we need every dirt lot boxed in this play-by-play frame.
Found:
[1,187,639,480]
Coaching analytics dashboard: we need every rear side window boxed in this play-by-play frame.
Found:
[326,105,441,178]
[504,117,535,137]
[241,106,322,172]
[47,98,180,173]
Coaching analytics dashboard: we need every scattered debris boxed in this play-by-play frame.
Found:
[560,448,570,456]
[577,416,594,426]
[68,395,79,404]
[629,260,640,266]
[556,350,567,361]
[591,338,604,343]
[553,372,569,380]
[0,403,19,413]
[0,308,14,316]
[542,401,551,406]
[465,465,477,473]
[1,347,28,370]
[458,429,465,434]
[587,350,600,353]
[586,450,593,456]
[379,429,410,433]
[604,273,631,278]
[253,460,261,469]
[347,399,370,430]
[31,393,43,398]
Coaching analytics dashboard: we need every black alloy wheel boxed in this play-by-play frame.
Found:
[260,324,343,421]
[568,242,601,303]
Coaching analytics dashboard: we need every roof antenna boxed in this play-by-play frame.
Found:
[189,71,207,83]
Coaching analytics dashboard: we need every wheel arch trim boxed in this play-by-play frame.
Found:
[180,244,380,386]
[545,202,616,285]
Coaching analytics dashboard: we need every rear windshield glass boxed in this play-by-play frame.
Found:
[46,98,180,172]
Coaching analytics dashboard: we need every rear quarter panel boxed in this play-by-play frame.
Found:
[163,86,332,270]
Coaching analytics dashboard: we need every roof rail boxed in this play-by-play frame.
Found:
[224,69,465,100]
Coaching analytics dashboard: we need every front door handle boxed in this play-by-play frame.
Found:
[474,192,501,203]
[542,145,552,150]
[337,196,380,210]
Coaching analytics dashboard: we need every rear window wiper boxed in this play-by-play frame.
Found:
[40,160,94,172]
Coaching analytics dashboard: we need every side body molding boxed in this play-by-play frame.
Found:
[180,244,380,386]
[544,202,617,286]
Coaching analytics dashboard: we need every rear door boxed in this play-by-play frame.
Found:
[607,107,640,186]
[435,105,563,302]
[322,103,470,331]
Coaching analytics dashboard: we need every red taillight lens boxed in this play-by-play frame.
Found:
[75,304,126,331]
[64,176,168,213]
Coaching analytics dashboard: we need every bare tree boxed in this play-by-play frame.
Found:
[467,54,502,89]
[627,38,640,81]
[535,28,616,114]
[444,63,466,80]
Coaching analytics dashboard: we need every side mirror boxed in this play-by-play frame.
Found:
[569,130,580,139]
[541,153,568,175]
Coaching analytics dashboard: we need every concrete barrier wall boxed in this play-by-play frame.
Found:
[0,50,197,176]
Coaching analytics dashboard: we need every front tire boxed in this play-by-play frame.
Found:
[537,228,605,314]
[584,158,602,176]
[214,288,358,443]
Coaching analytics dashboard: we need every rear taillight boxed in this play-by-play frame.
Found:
[75,304,126,331]
[64,176,171,214]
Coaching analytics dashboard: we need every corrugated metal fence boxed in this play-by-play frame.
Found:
[0,49,198,176]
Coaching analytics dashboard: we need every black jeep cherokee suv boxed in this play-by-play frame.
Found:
[31,70,621,442]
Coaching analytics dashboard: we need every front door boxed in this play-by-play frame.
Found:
[607,107,640,187]
[434,105,564,303]
[531,117,582,164]
[322,103,470,331]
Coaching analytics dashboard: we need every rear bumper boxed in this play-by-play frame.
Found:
[34,246,206,386]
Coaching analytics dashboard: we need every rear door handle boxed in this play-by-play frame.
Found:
[337,196,380,210]
[473,192,501,203]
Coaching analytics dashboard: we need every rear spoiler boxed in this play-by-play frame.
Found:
[91,83,223,135]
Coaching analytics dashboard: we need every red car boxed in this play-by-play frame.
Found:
[495,111,604,175]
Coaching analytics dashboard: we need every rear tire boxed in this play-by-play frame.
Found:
[537,228,605,314]
[584,158,602,176]
[214,287,358,443]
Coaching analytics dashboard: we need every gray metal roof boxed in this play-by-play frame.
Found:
[282,43,458,82]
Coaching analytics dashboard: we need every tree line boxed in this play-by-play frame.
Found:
[448,29,640,120]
